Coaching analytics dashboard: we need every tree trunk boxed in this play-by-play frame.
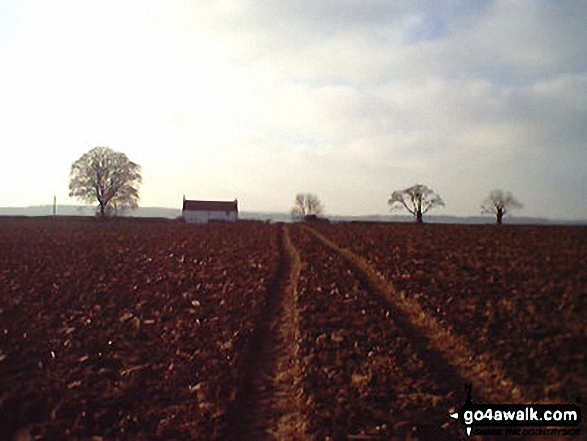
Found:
[416,208,423,223]
[496,208,503,224]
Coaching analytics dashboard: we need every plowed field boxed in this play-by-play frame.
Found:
[310,222,587,403]
[1,218,584,440]
[0,218,277,440]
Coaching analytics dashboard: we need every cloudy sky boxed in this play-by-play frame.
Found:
[1,0,586,219]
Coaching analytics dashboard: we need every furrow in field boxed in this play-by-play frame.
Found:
[303,225,527,405]
[217,225,307,440]
[308,222,586,403]
[289,226,465,440]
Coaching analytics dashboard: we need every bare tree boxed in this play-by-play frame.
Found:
[388,183,444,223]
[69,147,142,216]
[481,189,523,224]
[291,193,323,220]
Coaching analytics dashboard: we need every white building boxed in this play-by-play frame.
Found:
[182,199,238,224]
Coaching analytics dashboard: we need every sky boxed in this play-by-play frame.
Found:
[0,0,586,220]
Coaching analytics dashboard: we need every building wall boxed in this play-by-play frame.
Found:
[183,210,237,224]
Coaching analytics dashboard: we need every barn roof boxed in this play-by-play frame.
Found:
[182,199,238,212]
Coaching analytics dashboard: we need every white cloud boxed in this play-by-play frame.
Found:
[0,0,585,219]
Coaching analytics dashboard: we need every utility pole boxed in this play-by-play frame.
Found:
[52,195,57,215]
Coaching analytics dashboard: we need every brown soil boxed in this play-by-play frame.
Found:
[308,222,587,404]
[288,226,464,440]
[217,225,308,440]
[1,218,583,440]
[0,218,278,440]
[303,225,525,404]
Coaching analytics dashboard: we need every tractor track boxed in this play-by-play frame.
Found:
[217,225,307,440]
[296,226,574,441]
[302,225,528,405]
[217,223,531,440]
[288,226,466,439]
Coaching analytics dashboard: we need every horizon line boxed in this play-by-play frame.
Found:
[1,204,586,224]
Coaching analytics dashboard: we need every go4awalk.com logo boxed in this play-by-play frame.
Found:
[449,385,582,438]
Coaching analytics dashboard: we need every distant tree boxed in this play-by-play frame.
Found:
[69,146,142,216]
[388,183,444,223]
[481,189,523,224]
[291,193,323,220]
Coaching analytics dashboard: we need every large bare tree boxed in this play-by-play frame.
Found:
[291,193,323,220]
[388,183,444,223]
[481,189,523,224]
[69,147,142,216]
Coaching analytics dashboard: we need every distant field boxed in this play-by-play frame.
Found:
[0,218,585,440]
